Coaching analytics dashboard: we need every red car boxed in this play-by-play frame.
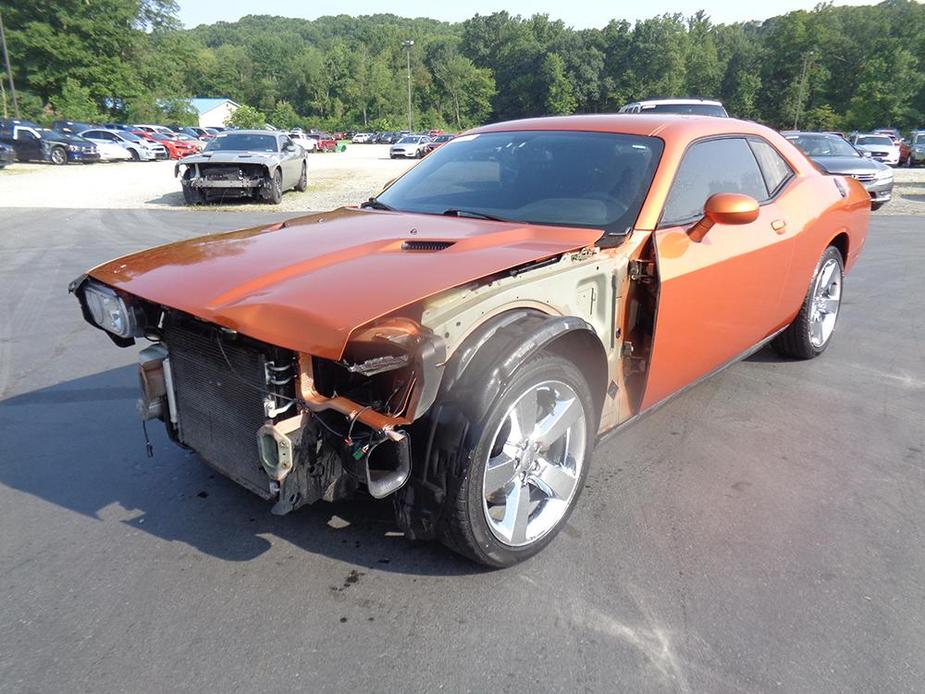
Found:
[308,133,337,152]
[131,131,198,159]
[424,133,455,153]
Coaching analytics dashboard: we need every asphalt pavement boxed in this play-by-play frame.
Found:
[0,209,922,693]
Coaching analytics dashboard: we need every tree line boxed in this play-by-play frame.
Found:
[1,0,924,132]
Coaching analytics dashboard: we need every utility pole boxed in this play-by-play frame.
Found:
[793,50,814,131]
[0,11,18,118]
[402,39,414,131]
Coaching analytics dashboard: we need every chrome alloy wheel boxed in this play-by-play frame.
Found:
[809,257,842,348]
[482,380,587,547]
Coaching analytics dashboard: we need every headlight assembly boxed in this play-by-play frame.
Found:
[80,281,144,338]
[875,168,894,181]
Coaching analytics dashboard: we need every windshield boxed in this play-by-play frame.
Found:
[641,103,727,117]
[397,137,421,144]
[120,132,142,142]
[206,134,278,152]
[376,130,664,234]
[787,134,859,158]
[856,136,893,147]
[914,134,925,145]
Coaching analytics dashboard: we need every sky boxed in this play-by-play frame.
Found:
[178,0,875,29]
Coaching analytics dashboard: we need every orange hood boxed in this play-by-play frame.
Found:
[89,208,602,360]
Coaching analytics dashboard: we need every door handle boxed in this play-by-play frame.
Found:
[771,219,787,234]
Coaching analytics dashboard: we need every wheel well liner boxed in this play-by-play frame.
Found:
[829,232,849,264]
[393,310,608,541]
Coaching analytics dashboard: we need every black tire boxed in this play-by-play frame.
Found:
[129,148,140,162]
[773,246,844,359]
[181,169,204,205]
[436,353,595,568]
[264,168,283,204]
[871,201,885,211]
[50,147,67,165]
[295,162,308,192]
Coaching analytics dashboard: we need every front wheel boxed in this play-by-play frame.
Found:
[295,162,308,192]
[773,246,844,359]
[50,147,67,165]
[264,169,283,204]
[437,354,594,567]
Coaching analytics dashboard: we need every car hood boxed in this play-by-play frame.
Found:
[88,208,603,360]
[810,155,887,175]
[179,150,281,165]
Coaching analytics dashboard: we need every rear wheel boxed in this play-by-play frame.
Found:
[129,148,140,162]
[773,246,844,359]
[437,353,594,567]
[50,147,67,165]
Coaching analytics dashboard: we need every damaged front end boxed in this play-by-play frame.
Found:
[74,277,446,515]
[176,161,270,196]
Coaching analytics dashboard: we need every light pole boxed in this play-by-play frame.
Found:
[793,50,815,131]
[0,11,19,118]
[402,39,414,131]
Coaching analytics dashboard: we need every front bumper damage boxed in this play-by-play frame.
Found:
[135,315,446,514]
[175,162,268,190]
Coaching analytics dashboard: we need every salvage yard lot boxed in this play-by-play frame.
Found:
[2,144,925,215]
[0,208,922,693]
[0,144,416,212]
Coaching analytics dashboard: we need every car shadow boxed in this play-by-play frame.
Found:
[744,344,793,363]
[0,366,483,576]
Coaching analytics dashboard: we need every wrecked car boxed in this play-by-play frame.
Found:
[72,115,869,567]
[175,130,308,205]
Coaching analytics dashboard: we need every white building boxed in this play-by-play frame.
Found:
[189,98,240,128]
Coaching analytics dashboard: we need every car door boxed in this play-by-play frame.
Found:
[641,136,796,409]
[13,127,44,161]
[279,135,299,186]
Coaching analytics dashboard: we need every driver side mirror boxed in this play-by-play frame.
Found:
[688,193,760,242]
[283,143,296,152]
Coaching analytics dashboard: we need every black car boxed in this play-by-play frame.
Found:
[785,131,894,210]
[51,120,100,136]
[0,141,14,168]
[0,119,100,165]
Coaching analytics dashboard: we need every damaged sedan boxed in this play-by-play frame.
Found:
[175,130,308,205]
[72,115,869,567]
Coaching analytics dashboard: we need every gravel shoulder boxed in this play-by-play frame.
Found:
[3,145,924,214]
[0,145,417,212]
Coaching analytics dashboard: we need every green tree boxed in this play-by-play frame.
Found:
[269,100,300,129]
[50,78,103,121]
[541,53,576,115]
[226,104,266,129]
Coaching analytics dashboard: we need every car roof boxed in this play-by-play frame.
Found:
[627,98,724,107]
[473,114,772,142]
[216,130,278,136]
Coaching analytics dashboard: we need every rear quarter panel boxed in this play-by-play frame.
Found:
[775,173,869,326]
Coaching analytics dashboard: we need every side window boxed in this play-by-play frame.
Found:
[749,139,793,195]
[661,138,768,226]
[16,128,38,141]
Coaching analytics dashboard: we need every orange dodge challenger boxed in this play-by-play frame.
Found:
[71,115,869,566]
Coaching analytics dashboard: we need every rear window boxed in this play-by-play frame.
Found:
[856,136,893,147]
[641,103,728,117]
[662,138,767,225]
[748,139,793,195]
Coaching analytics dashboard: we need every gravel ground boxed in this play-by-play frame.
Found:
[2,145,924,214]
[0,144,417,212]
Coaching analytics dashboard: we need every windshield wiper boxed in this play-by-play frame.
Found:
[360,198,394,211]
[442,208,510,222]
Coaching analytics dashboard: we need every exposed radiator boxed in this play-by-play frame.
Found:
[163,318,294,499]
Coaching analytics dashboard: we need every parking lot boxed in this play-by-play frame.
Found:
[0,145,418,212]
[0,207,922,693]
[2,144,925,215]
